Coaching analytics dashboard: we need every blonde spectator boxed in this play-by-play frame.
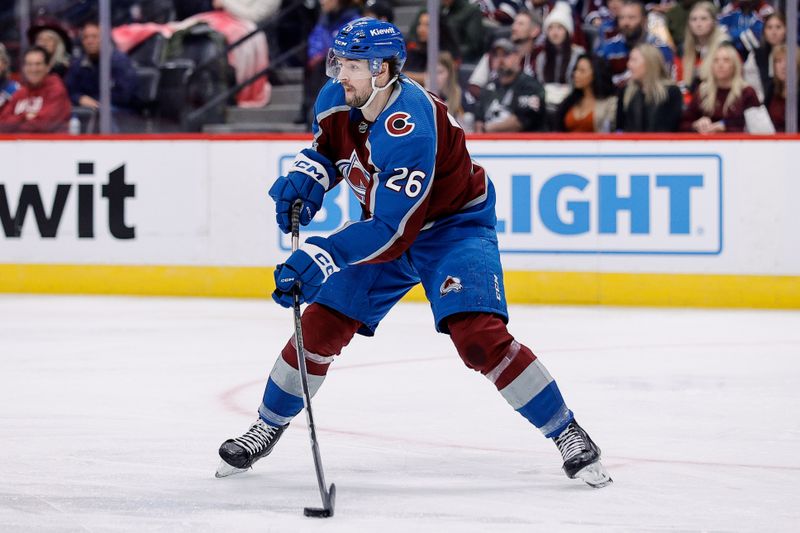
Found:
[682,43,760,133]
[676,2,729,102]
[28,21,73,79]
[616,43,682,132]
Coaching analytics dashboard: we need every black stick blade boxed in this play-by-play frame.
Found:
[303,483,336,518]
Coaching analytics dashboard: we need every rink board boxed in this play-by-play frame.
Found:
[0,135,798,308]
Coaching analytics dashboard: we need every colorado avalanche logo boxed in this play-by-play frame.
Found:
[385,112,415,137]
[439,276,463,297]
[336,150,370,203]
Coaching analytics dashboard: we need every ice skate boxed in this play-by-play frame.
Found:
[215,419,287,478]
[553,420,612,488]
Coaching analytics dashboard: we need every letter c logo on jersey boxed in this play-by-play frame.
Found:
[385,112,415,137]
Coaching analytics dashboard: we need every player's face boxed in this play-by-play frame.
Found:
[337,58,374,107]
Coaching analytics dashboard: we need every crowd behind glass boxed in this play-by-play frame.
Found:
[0,0,797,134]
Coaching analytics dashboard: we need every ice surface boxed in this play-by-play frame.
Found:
[1,295,799,532]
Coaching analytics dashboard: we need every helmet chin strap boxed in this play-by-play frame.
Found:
[357,75,398,111]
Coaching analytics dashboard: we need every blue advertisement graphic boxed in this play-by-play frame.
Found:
[278,153,723,256]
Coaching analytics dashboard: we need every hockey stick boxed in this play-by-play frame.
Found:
[290,200,336,518]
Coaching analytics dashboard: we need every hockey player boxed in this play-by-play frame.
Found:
[217,17,612,488]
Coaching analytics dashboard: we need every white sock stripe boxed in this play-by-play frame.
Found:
[485,340,520,384]
[269,356,326,397]
[258,403,294,427]
[289,336,336,365]
[539,404,573,437]
[499,359,554,409]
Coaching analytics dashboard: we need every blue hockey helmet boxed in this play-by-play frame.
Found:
[326,17,407,79]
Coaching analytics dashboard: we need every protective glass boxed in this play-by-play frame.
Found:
[326,50,374,80]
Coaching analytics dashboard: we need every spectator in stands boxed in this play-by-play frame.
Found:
[298,0,360,125]
[0,46,71,133]
[468,10,543,99]
[586,0,624,52]
[476,0,527,25]
[676,1,730,103]
[682,43,760,133]
[765,44,800,132]
[555,54,617,132]
[665,0,699,48]
[410,0,485,62]
[535,1,585,107]
[616,43,682,132]
[404,10,461,85]
[433,51,465,124]
[525,0,588,49]
[0,43,19,110]
[475,38,546,132]
[599,0,674,87]
[29,20,73,78]
[362,0,394,23]
[65,20,138,113]
[718,0,773,59]
[743,12,786,101]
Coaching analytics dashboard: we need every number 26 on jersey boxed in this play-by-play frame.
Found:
[385,168,426,198]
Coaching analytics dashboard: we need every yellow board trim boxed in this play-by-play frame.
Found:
[1,264,799,308]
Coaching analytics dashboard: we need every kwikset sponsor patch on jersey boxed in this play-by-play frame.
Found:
[385,112,415,137]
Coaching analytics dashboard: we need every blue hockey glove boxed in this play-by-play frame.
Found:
[268,148,336,234]
[272,237,341,307]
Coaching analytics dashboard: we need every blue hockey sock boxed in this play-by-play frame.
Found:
[258,356,326,427]
[498,358,574,438]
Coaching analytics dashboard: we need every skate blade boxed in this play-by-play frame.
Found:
[575,461,613,488]
[215,460,250,478]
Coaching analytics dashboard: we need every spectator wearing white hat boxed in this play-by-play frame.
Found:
[534,1,585,108]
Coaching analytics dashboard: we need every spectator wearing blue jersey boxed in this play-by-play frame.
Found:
[718,0,772,59]
[586,0,624,52]
[599,0,674,87]
[476,38,547,132]
[0,43,19,111]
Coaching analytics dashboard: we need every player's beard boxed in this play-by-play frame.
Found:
[343,83,372,108]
